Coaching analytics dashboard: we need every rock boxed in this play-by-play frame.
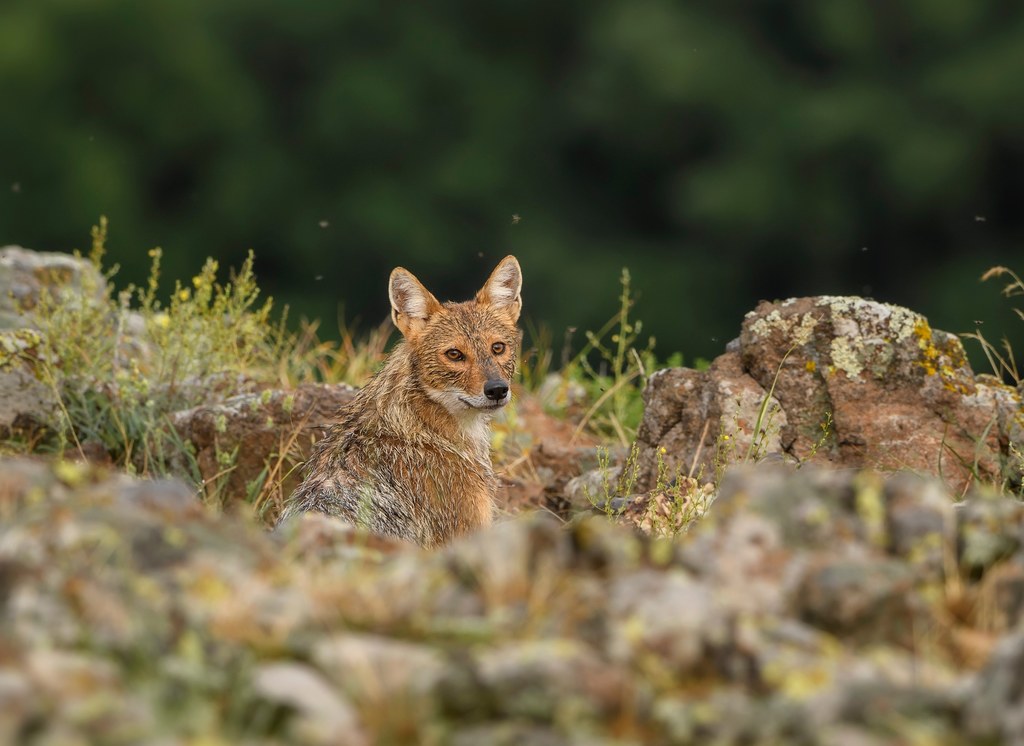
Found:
[473,639,632,721]
[313,633,446,700]
[637,296,1022,494]
[0,246,105,329]
[882,472,954,571]
[442,511,572,608]
[26,649,120,697]
[956,492,1024,576]
[607,568,718,675]
[252,662,366,746]
[167,382,356,516]
[0,669,34,745]
[709,463,866,550]
[564,465,623,512]
[651,689,815,745]
[960,632,1024,745]
[449,723,576,746]
[0,247,152,442]
[3,453,1024,742]
[0,329,58,437]
[495,394,603,516]
[312,633,445,740]
[794,555,919,645]
[636,351,787,489]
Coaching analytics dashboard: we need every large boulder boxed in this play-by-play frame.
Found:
[637,296,1023,492]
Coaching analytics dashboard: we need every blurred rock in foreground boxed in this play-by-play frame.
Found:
[1,456,1023,744]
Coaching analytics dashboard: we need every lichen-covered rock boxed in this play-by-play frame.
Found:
[955,492,1024,575]
[252,662,367,746]
[309,634,442,704]
[0,329,58,437]
[0,247,155,442]
[167,382,356,515]
[637,296,1023,493]
[0,246,105,329]
[795,556,919,644]
[472,639,633,721]
[607,569,718,674]
[2,455,1023,744]
[637,351,787,488]
[960,632,1024,745]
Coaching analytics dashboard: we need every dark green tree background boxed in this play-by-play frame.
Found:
[2,0,1022,362]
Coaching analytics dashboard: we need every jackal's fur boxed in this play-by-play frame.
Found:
[279,256,522,547]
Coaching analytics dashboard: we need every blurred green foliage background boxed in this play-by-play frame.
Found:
[2,0,1022,364]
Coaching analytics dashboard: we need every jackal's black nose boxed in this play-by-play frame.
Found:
[484,380,509,401]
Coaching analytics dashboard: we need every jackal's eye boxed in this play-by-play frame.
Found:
[491,342,506,355]
[445,348,465,362]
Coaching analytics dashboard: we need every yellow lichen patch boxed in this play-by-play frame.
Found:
[913,318,933,346]
[914,319,941,377]
[854,473,887,548]
[804,360,817,373]
[912,320,973,392]
[53,459,91,487]
[763,660,836,700]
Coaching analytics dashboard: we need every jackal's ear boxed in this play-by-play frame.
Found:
[476,255,522,322]
[389,267,442,338]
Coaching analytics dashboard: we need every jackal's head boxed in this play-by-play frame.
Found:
[389,256,522,417]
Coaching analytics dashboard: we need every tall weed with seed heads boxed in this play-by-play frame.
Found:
[560,268,682,445]
[963,266,1023,386]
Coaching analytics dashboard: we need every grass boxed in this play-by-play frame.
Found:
[33,219,278,469]
[583,443,715,538]
[962,266,1023,386]
[520,268,683,447]
[21,222,682,523]
[22,219,395,513]
[961,265,1024,494]
[5,225,1024,746]
[14,221,1024,532]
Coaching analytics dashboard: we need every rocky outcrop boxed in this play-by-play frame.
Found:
[637,296,1024,493]
[1,457,1023,743]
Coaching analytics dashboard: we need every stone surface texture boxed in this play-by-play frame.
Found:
[168,382,357,507]
[0,457,1021,743]
[637,296,1023,493]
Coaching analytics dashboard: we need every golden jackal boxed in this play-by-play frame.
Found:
[279,256,523,547]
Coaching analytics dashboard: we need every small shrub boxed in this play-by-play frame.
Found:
[536,268,682,445]
[586,444,714,538]
[34,220,281,474]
